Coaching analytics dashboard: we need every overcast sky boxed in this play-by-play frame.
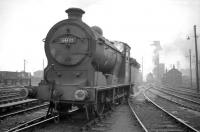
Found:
[0,0,200,77]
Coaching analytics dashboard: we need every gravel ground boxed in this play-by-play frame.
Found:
[104,104,143,132]
[0,108,47,131]
[32,119,86,132]
[88,85,145,132]
[146,90,200,130]
[32,110,88,132]
[32,104,143,132]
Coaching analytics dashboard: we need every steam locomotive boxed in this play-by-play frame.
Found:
[36,8,140,119]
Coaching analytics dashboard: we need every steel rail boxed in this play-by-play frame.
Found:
[144,89,199,132]
[6,106,80,132]
[128,99,148,132]
[147,88,200,112]
[162,83,196,92]
[151,87,200,106]
[0,98,21,103]
[162,87,200,99]
[0,99,38,109]
[155,83,200,99]
[155,85,200,103]
[0,103,49,119]
[6,115,58,132]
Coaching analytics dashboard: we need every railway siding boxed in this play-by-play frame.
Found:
[129,86,198,132]
[0,107,48,132]
[146,89,200,130]
[149,84,200,111]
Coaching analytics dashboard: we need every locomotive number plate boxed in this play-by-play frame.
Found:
[53,35,77,44]
[60,36,76,44]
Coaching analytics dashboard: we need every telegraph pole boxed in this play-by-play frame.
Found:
[194,25,199,93]
[189,49,193,88]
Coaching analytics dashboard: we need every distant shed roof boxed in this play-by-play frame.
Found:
[167,67,182,75]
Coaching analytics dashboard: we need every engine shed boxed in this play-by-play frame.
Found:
[162,66,182,88]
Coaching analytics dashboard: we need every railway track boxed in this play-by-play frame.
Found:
[0,86,24,89]
[152,86,200,103]
[3,84,199,132]
[0,91,22,99]
[0,99,46,118]
[0,96,24,105]
[8,102,138,132]
[5,106,82,132]
[164,84,197,93]
[146,88,200,130]
[156,83,200,100]
[0,91,20,96]
[0,86,26,95]
[0,86,29,105]
[149,84,200,111]
[129,88,199,132]
[0,102,49,119]
[6,114,59,132]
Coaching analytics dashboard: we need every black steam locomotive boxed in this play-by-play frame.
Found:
[36,8,140,119]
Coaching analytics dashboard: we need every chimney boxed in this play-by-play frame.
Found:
[173,65,175,69]
[65,8,85,21]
